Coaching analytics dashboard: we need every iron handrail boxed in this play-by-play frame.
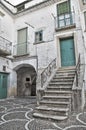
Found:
[41,58,56,88]
[76,54,80,87]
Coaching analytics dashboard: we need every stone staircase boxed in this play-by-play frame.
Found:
[33,67,76,121]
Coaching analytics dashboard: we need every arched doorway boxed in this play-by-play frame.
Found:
[15,64,37,97]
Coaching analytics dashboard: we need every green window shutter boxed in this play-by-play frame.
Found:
[57,0,70,15]
[17,28,27,55]
[18,28,27,44]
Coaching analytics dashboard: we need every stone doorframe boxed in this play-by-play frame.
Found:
[55,32,78,68]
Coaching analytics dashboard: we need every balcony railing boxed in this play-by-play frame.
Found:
[0,36,12,56]
[55,12,75,30]
[13,42,29,56]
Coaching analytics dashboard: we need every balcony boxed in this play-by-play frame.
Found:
[13,42,29,57]
[0,36,12,56]
[55,12,76,31]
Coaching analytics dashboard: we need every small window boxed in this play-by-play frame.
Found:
[35,30,43,43]
[26,78,30,81]
[17,5,25,12]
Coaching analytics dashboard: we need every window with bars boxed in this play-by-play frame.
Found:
[57,1,70,15]
[57,0,73,28]
[35,30,43,43]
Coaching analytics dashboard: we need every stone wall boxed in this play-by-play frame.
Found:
[17,67,36,97]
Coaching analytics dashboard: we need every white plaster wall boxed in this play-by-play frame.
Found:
[55,0,84,62]
[12,0,85,90]
[1,0,16,13]
[0,0,86,95]
[0,56,14,97]
[0,7,15,96]
[13,4,57,69]
[13,58,37,72]
[7,71,17,97]
[76,0,86,109]
[0,57,12,73]
[0,7,14,41]
[77,0,86,90]
[0,0,84,70]
[11,58,38,96]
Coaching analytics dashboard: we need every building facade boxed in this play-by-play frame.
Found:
[0,0,86,115]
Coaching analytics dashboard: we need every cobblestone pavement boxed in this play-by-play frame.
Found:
[0,97,86,130]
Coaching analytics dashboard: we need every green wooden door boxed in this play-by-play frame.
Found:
[0,73,8,99]
[60,37,75,66]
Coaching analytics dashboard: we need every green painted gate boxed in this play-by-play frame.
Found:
[60,37,76,66]
[0,73,8,99]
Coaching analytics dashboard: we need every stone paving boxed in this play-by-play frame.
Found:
[0,97,86,130]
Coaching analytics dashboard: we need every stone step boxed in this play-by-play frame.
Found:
[43,95,71,102]
[45,90,72,93]
[54,75,74,78]
[53,75,74,80]
[36,106,69,112]
[35,106,69,116]
[55,73,75,77]
[59,66,76,71]
[43,95,71,98]
[57,69,75,73]
[51,78,74,82]
[49,82,73,86]
[47,86,72,91]
[45,90,72,96]
[33,113,68,121]
[40,100,70,108]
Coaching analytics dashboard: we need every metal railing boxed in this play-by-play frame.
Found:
[0,36,12,54]
[41,58,56,88]
[75,54,80,87]
[13,42,29,56]
[55,11,75,29]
